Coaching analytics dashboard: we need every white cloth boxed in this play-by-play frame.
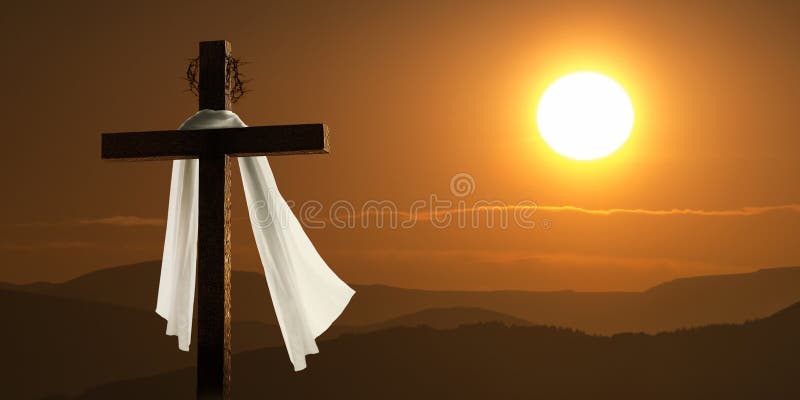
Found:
[155,110,354,371]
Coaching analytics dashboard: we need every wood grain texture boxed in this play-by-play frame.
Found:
[197,40,232,400]
[101,124,329,161]
[199,40,232,111]
[196,154,232,400]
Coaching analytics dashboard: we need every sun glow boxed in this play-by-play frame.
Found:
[537,72,634,160]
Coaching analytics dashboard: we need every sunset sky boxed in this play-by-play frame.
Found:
[1,0,798,291]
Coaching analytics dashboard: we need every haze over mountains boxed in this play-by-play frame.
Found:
[2,262,799,399]
[8,261,800,333]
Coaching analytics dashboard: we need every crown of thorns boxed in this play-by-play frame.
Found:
[185,55,250,104]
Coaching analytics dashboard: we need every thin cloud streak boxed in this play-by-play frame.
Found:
[0,241,92,251]
[368,203,800,220]
[6,203,800,231]
[77,216,165,227]
[3,216,166,228]
[532,204,800,217]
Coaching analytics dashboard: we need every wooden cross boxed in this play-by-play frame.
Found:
[101,40,330,399]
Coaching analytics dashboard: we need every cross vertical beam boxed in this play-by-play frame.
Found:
[101,39,332,399]
[199,40,232,111]
[197,154,232,399]
[196,40,233,400]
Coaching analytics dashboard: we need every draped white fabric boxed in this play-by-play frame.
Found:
[155,109,355,371]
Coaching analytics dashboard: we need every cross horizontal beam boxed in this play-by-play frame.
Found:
[102,124,329,161]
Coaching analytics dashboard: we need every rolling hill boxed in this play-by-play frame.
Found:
[0,287,527,399]
[8,261,800,334]
[4,262,800,398]
[74,301,800,399]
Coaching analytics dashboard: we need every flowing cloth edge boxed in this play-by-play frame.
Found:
[154,109,355,371]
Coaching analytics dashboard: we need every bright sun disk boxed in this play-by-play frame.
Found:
[537,72,634,160]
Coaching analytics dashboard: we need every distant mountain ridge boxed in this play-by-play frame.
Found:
[352,306,530,331]
[4,262,800,399]
[5,261,800,334]
[74,301,800,400]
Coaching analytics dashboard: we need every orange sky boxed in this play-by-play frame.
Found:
[0,0,798,290]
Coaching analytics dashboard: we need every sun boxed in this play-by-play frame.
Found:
[536,72,634,160]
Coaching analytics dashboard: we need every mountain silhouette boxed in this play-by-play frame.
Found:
[7,262,800,334]
[353,306,530,331]
[341,267,800,334]
[0,288,194,399]
[74,302,800,400]
[4,263,800,398]
[0,287,526,399]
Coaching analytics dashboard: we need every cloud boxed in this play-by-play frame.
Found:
[77,216,165,227]
[6,202,800,232]
[350,203,800,221]
[2,216,165,229]
[531,204,800,216]
[0,241,92,251]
